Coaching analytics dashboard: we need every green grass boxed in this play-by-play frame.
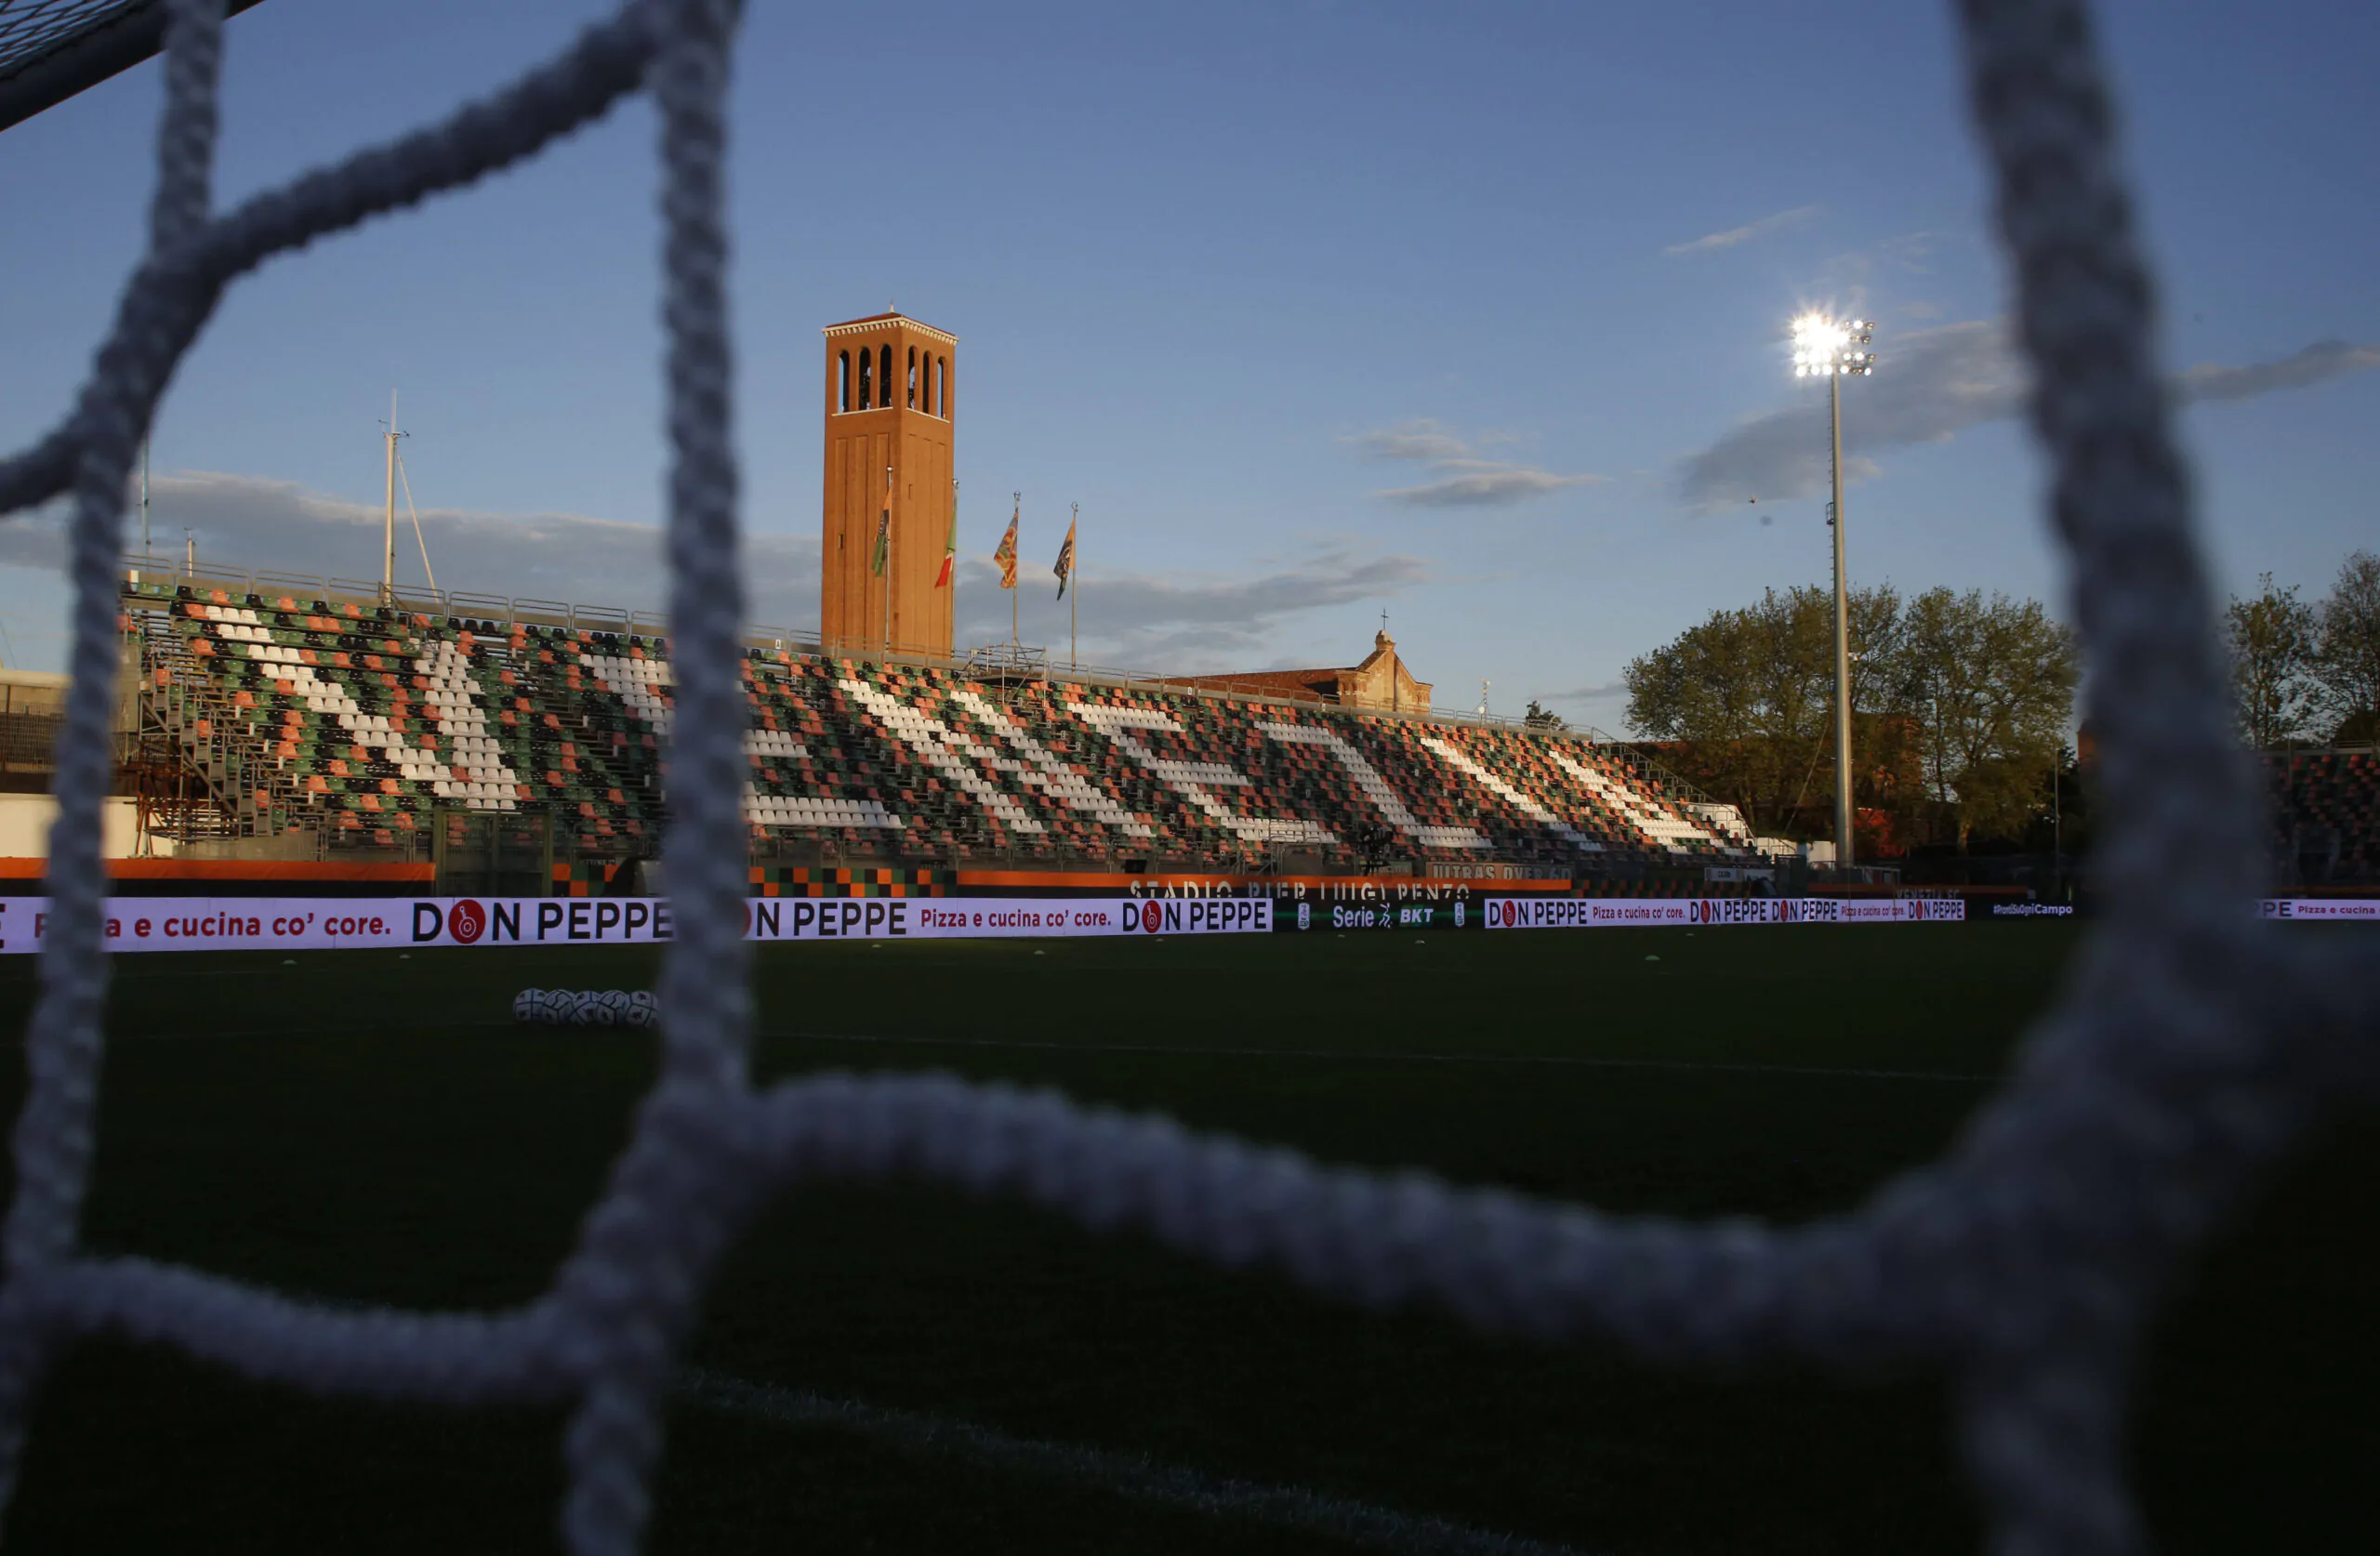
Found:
[0,925,2370,1554]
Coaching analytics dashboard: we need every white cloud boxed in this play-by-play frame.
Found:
[1678,321,2017,510]
[1375,465,1604,508]
[2174,340,2380,402]
[1662,204,1819,257]
[953,545,1431,668]
[1339,419,1474,461]
[1344,422,1600,508]
[1544,680,1627,703]
[0,470,825,626]
[0,470,1432,675]
[1675,324,2380,511]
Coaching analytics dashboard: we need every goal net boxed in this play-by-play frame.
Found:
[0,3,2366,1554]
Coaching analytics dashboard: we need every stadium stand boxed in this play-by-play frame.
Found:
[2265,746,2380,884]
[108,568,2380,888]
[119,569,1762,874]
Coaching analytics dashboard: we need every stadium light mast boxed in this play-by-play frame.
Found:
[1791,314,1874,874]
[379,390,407,606]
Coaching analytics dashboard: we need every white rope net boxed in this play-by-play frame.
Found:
[0,3,2370,1552]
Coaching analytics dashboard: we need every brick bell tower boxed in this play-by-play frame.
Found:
[820,310,956,659]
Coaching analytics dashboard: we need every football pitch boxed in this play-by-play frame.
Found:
[0,924,2368,1554]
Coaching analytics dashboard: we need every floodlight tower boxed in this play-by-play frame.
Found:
[1791,314,1874,872]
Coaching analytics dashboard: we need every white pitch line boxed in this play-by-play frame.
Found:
[681,1367,1598,1556]
[760,1028,1995,1084]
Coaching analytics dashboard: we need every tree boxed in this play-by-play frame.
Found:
[2223,574,2320,747]
[1622,583,2073,849]
[1625,589,1810,832]
[1897,588,2079,851]
[1623,585,1902,834]
[1521,699,1568,732]
[2314,550,2380,743]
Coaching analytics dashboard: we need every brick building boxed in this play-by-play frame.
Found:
[1165,629,1433,712]
[819,310,956,659]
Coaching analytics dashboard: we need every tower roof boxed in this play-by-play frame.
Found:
[821,310,958,345]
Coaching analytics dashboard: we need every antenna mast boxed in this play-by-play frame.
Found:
[381,390,406,604]
[131,436,152,588]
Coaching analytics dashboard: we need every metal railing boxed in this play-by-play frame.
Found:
[0,711,60,771]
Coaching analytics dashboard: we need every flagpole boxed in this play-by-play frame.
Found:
[1011,492,1020,650]
[1070,501,1078,669]
[883,464,893,661]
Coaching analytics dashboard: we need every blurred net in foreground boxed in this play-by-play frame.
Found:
[0,3,2371,1556]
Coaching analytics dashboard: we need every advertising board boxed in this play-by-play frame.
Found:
[0,895,1270,955]
[2256,898,2380,920]
[3,893,2360,953]
[1480,897,1965,929]
[1475,897,2380,930]
[1279,897,1472,933]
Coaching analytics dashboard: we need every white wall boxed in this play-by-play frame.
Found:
[0,795,170,859]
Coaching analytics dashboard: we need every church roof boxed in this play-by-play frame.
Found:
[1182,667,1342,698]
[1157,632,1422,707]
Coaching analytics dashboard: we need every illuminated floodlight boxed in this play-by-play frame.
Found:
[1791,313,1847,368]
[1784,310,1880,875]
[1792,313,1875,376]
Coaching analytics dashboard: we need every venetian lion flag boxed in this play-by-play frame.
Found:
[1052,515,1076,600]
[933,502,957,587]
[993,503,1019,590]
[869,468,892,577]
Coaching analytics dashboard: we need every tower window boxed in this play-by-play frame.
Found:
[837,350,850,413]
[879,344,893,409]
[857,348,873,409]
[935,356,947,417]
[906,347,918,409]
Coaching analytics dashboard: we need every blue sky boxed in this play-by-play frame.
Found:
[1,0,2373,727]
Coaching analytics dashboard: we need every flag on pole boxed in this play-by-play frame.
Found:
[993,506,1019,590]
[869,469,892,577]
[933,502,956,588]
[1052,515,1076,600]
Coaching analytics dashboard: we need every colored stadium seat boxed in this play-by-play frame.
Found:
[121,579,1800,871]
